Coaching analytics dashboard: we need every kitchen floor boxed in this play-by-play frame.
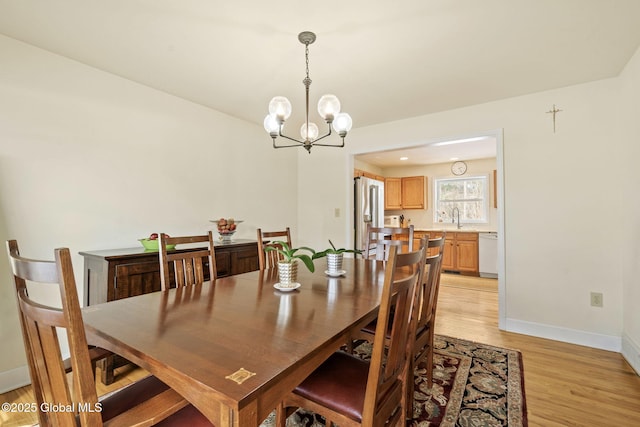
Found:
[440,272,498,292]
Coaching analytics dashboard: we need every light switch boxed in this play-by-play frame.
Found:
[334,208,340,218]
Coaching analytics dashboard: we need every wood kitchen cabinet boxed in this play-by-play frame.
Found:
[404,230,478,275]
[384,177,403,209]
[384,175,426,210]
[442,232,479,275]
[353,168,385,181]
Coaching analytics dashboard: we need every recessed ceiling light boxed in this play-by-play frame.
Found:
[450,157,459,161]
[400,156,409,161]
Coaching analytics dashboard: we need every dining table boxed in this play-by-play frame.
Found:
[82,257,389,426]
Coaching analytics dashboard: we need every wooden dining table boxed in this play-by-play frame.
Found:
[82,257,388,426]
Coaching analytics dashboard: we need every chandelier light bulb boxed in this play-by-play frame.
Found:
[268,96,292,123]
[332,113,353,136]
[300,122,319,142]
[263,114,280,137]
[317,94,341,122]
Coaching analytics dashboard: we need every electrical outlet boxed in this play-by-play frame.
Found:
[590,292,603,308]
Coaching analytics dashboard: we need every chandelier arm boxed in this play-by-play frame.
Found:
[308,139,345,148]
[277,131,306,145]
[273,139,305,149]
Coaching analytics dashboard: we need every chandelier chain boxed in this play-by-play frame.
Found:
[303,42,311,87]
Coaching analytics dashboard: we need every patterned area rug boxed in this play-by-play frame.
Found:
[261,335,527,427]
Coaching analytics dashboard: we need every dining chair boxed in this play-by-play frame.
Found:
[158,232,217,291]
[413,236,445,383]
[256,227,292,270]
[276,243,427,427]
[6,240,214,426]
[349,236,445,416]
[363,224,414,260]
[7,240,113,418]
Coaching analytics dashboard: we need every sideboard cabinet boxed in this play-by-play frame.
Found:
[80,239,259,384]
[80,239,259,306]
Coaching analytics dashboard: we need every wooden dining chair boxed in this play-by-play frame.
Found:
[412,237,445,384]
[363,224,414,260]
[6,240,214,427]
[6,241,112,405]
[276,244,427,427]
[347,236,427,348]
[256,227,292,270]
[158,232,217,291]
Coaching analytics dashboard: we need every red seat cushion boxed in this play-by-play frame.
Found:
[293,351,370,423]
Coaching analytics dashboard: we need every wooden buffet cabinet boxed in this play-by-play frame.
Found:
[80,239,259,306]
[80,239,259,383]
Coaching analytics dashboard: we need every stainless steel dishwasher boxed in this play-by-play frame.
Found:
[479,232,498,278]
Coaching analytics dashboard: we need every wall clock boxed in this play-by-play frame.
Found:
[451,161,467,176]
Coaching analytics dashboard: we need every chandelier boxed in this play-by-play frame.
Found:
[263,31,352,153]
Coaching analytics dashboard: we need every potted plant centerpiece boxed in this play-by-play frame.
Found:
[264,241,316,288]
[313,240,362,276]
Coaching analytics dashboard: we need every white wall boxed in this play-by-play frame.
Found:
[620,45,640,373]
[298,59,632,358]
[0,35,299,391]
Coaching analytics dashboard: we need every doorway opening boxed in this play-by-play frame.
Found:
[351,130,506,329]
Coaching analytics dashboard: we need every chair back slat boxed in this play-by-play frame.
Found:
[257,228,292,270]
[416,236,445,331]
[363,224,414,261]
[159,232,217,290]
[7,241,102,426]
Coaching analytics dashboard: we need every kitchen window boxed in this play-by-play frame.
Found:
[434,175,489,224]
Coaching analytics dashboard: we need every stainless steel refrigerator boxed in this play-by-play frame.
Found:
[354,176,385,255]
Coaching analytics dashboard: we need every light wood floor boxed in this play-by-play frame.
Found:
[2,274,640,426]
[437,273,640,426]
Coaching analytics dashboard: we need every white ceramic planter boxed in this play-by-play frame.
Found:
[277,260,298,286]
[326,253,344,273]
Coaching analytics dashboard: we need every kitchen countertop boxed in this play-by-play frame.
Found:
[413,227,497,233]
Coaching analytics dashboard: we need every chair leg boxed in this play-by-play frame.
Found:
[405,358,415,420]
[426,328,435,387]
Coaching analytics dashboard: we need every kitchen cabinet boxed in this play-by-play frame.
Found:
[442,232,479,275]
[402,176,425,209]
[384,175,426,210]
[384,177,403,209]
[353,168,385,182]
[403,230,478,275]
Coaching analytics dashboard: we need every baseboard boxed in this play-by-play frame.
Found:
[505,318,621,352]
[621,334,640,375]
[0,364,31,394]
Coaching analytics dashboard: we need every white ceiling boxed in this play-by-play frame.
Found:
[356,136,498,167]
[1,1,639,165]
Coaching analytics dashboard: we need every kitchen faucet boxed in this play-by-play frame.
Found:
[452,207,462,229]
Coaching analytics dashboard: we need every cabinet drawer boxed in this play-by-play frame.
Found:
[455,232,478,241]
